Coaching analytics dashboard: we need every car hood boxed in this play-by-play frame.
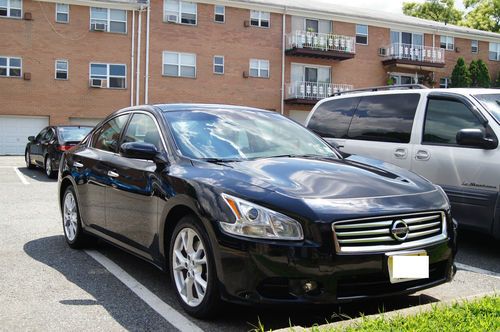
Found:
[215,155,436,200]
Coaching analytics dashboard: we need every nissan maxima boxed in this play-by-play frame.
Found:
[58,104,457,318]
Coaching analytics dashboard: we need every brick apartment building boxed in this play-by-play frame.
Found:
[1,0,500,154]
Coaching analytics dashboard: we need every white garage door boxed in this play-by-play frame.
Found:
[0,116,49,155]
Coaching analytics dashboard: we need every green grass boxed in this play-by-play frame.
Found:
[329,295,500,332]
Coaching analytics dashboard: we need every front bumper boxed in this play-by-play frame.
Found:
[213,228,456,305]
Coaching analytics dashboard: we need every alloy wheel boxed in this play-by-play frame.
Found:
[45,158,52,176]
[63,191,78,242]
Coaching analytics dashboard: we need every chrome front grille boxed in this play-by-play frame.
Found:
[332,212,447,253]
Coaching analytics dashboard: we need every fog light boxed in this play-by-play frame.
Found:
[302,280,317,293]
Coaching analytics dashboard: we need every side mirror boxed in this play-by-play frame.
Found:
[456,128,498,149]
[28,136,35,142]
[120,142,159,160]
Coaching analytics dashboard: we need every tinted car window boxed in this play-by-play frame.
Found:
[93,115,129,152]
[122,113,162,151]
[308,97,359,138]
[423,99,484,145]
[35,128,48,142]
[58,127,92,142]
[43,128,55,142]
[347,94,420,143]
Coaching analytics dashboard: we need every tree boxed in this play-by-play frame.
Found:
[450,57,472,87]
[469,60,479,86]
[403,0,463,25]
[462,0,500,33]
[476,59,491,87]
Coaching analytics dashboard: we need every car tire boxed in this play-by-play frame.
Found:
[25,150,35,169]
[62,185,93,249]
[45,155,57,179]
[169,215,221,319]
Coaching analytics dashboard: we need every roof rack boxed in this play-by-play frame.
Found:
[331,84,428,97]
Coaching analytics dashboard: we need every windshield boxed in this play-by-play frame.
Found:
[163,109,337,161]
[58,127,92,142]
[474,94,500,123]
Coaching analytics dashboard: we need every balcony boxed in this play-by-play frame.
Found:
[382,43,445,69]
[285,81,354,105]
[286,31,356,60]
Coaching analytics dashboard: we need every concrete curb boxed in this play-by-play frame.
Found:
[274,291,498,332]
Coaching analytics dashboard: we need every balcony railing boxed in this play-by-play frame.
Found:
[285,81,354,103]
[286,31,356,59]
[383,43,445,66]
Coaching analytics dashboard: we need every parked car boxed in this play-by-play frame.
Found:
[306,86,500,239]
[58,104,457,318]
[25,126,93,178]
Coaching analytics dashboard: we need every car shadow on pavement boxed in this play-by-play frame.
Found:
[18,167,57,183]
[23,235,176,331]
[457,230,500,274]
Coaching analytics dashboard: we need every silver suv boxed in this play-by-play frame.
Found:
[306,86,500,239]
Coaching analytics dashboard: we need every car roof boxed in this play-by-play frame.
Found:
[154,103,273,114]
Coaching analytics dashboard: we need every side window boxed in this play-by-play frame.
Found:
[423,99,484,145]
[347,94,420,143]
[307,98,359,138]
[35,128,48,143]
[44,129,55,142]
[93,115,129,152]
[122,113,162,151]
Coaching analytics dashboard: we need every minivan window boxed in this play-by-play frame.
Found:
[347,94,420,143]
[423,99,484,145]
[93,115,129,152]
[473,94,500,124]
[307,98,359,138]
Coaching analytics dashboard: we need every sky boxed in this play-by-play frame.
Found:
[329,0,465,14]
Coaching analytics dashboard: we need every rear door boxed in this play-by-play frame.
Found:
[31,128,48,165]
[411,94,499,232]
[342,93,421,169]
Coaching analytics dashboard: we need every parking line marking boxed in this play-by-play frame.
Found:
[84,250,204,332]
[13,167,29,185]
[455,262,500,279]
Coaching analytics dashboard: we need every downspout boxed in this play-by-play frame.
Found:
[281,12,286,115]
[144,1,151,104]
[130,10,135,107]
[136,7,143,106]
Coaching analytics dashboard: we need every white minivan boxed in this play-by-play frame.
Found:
[306,87,500,239]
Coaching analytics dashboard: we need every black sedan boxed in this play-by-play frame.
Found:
[58,104,457,318]
[26,126,93,178]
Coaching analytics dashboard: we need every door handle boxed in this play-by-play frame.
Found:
[108,170,119,178]
[394,148,407,159]
[73,161,84,168]
[415,150,430,161]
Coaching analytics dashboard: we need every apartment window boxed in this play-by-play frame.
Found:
[356,24,368,45]
[214,5,224,23]
[489,42,500,61]
[90,7,127,33]
[440,78,449,88]
[0,0,22,18]
[250,10,269,28]
[471,40,479,54]
[163,51,196,78]
[249,59,269,78]
[56,3,69,23]
[305,19,319,32]
[0,56,21,77]
[164,0,197,25]
[90,63,126,88]
[213,56,224,74]
[440,35,454,51]
[55,59,68,80]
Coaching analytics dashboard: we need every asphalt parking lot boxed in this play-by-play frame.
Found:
[0,156,499,332]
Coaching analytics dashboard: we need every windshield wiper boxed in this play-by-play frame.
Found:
[267,154,337,160]
[199,158,241,164]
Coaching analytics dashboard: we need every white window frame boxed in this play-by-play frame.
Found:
[0,0,22,18]
[213,55,224,75]
[55,59,68,80]
[489,42,500,61]
[249,59,269,78]
[471,40,479,54]
[163,0,197,25]
[89,62,127,89]
[0,56,22,77]
[440,35,454,51]
[162,51,197,78]
[214,5,224,23]
[90,7,127,34]
[355,24,368,45]
[250,10,270,28]
[440,77,449,88]
[55,3,69,23]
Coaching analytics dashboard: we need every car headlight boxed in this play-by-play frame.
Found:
[435,185,450,206]
[220,194,304,240]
